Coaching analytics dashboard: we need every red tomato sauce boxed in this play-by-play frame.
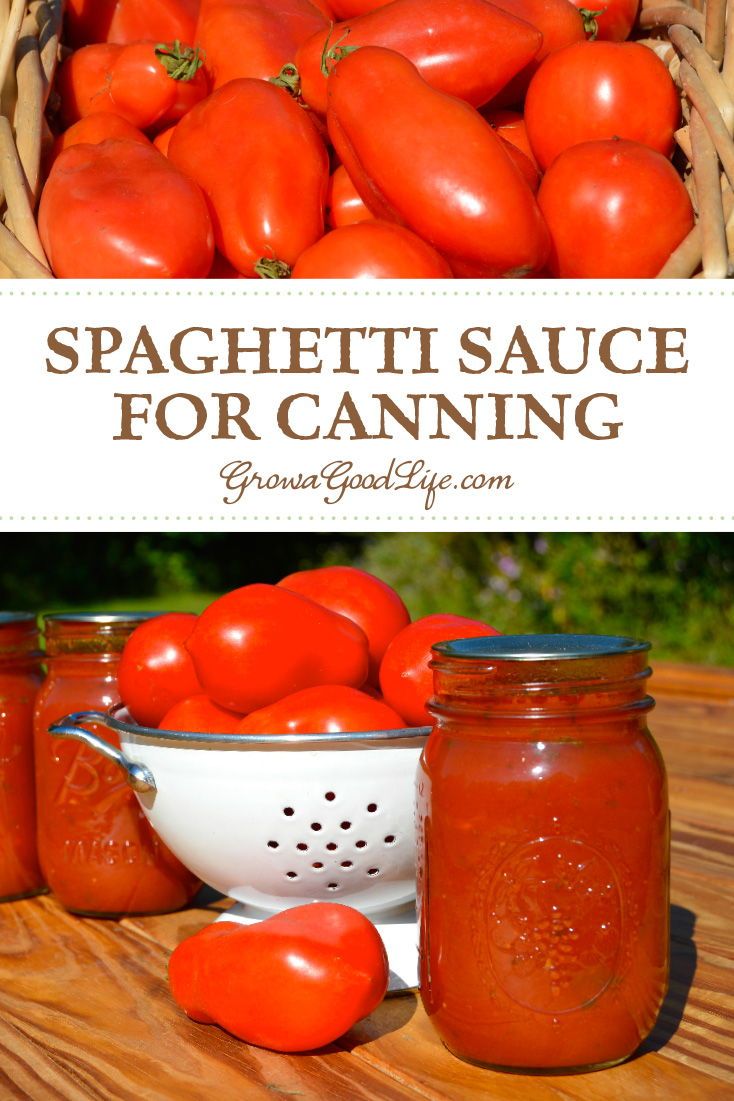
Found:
[34,613,200,916]
[0,614,44,901]
[417,635,669,1072]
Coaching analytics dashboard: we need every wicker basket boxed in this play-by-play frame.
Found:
[0,0,730,278]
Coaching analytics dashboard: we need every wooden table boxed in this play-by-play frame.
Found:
[2,663,733,1100]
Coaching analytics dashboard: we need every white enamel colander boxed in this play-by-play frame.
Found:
[50,706,430,988]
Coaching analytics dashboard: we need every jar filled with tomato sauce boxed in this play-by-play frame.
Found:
[0,613,45,902]
[34,613,200,916]
[417,634,669,1073]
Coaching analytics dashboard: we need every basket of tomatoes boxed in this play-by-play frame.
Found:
[0,0,731,278]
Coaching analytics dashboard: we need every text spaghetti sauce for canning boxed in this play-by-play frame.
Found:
[34,613,200,916]
[0,614,44,901]
[417,634,669,1073]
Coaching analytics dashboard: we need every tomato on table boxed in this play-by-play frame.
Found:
[168,79,328,276]
[327,47,550,278]
[525,41,680,169]
[297,0,542,115]
[278,565,410,681]
[169,903,388,1051]
[291,221,454,278]
[118,613,202,728]
[538,138,694,277]
[159,694,243,733]
[380,614,501,725]
[237,685,406,734]
[186,584,369,714]
[39,140,215,278]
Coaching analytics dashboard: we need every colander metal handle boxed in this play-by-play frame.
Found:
[49,711,157,794]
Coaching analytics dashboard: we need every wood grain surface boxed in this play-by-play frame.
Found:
[1,662,732,1101]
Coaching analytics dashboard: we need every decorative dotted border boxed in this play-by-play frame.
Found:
[0,286,733,297]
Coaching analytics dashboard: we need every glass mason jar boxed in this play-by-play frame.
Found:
[34,613,200,916]
[0,613,45,901]
[417,634,669,1074]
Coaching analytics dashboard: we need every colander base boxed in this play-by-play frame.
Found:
[216,901,419,993]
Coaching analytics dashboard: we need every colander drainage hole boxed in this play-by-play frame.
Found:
[325,791,336,801]
[286,871,298,880]
[340,820,351,830]
[313,861,324,869]
[283,807,295,816]
[296,843,308,851]
[367,803,378,813]
[311,822,322,832]
[327,882,339,891]
[340,860,353,869]
[367,868,380,877]
[267,841,279,849]
[326,842,337,851]
[384,835,396,845]
[355,840,367,849]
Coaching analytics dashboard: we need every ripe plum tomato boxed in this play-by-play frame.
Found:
[498,137,541,192]
[297,0,542,115]
[38,140,214,278]
[525,41,680,169]
[168,79,328,276]
[65,0,201,47]
[118,613,202,728]
[537,138,694,277]
[48,113,149,171]
[169,903,388,1052]
[331,0,389,15]
[159,694,243,733]
[196,0,328,89]
[237,685,406,734]
[291,221,453,278]
[380,614,500,726]
[277,565,410,682]
[327,47,550,277]
[490,0,587,105]
[326,166,375,228]
[56,41,208,131]
[482,109,539,170]
[186,584,369,713]
[570,0,639,41]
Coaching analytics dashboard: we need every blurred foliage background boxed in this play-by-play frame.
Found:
[0,533,731,665]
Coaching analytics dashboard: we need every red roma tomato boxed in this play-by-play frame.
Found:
[538,138,694,277]
[327,165,375,228]
[64,0,200,47]
[159,694,243,733]
[297,0,542,115]
[237,685,406,734]
[331,0,389,15]
[525,42,680,170]
[499,137,540,192]
[186,584,369,713]
[108,0,201,44]
[291,221,453,278]
[327,47,549,277]
[570,0,640,41]
[39,140,214,278]
[380,614,500,725]
[169,79,328,276]
[277,565,410,682]
[208,251,245,277]
[48,113,149,171]
[169,903,388,1051]
[482,108,539,170]
[154,124,177,156]
[118,613,202,728]
[58,42,207,131]
[56,45,122,127]
[109,42,208,131]
[196,0,327,89]
[490,0,586,105]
